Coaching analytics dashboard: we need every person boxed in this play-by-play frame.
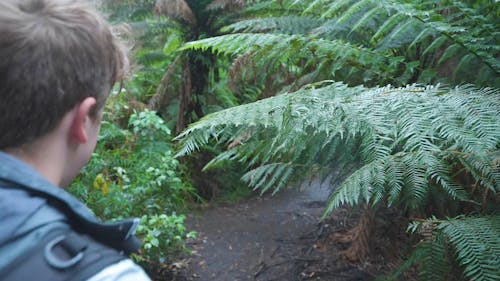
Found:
[0,0,151,280]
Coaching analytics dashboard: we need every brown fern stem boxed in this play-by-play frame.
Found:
[148,55,183,111]
[176,60,192,134]
[331,204,373,262]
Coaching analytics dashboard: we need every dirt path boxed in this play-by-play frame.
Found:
[178,182,374,281]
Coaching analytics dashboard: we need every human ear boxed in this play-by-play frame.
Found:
[69,97,97,144]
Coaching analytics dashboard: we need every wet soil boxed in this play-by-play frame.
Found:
[169,181,378,281]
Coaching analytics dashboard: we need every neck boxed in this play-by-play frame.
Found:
[2,107,94,188]
[3,111,79,187]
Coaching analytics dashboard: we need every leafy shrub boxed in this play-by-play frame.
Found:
[70,108,196,264]
[135,213,196,264]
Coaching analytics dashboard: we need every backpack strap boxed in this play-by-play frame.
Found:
[14,204,67,237]
[0,206,126,281]
[0,176,141,255]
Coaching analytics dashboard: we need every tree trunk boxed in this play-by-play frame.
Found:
[176,61,192,134]
[330,204,373,262]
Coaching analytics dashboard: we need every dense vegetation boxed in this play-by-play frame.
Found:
[70,106,196,267]
[176,0,500,280]
[70,0,499,280]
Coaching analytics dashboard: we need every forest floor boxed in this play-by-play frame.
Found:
[162,181,405,281]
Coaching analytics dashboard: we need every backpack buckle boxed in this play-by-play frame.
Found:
[44,235,84,269]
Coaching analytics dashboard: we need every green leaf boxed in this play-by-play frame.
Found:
[437,43,462,65]
[422,35,448,57]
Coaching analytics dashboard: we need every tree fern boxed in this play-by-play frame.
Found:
[177,83,499,215]
[182,33,405,86]
[172,1,500,278]
[200,0,499,88]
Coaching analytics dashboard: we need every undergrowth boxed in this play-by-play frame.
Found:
[69,102,196,267]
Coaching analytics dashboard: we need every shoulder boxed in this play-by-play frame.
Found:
[86,259,151,281]
[0,186,46,246]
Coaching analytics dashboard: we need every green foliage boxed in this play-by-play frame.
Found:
[378,231,452,281]
[222,16,324,35]
[134,213,196,264]
[99,0,156,22]
[73,0,215,271]
[175,1,500,278]
[183,33,402,89]
[182,0,499,89]
[176,82,500,279]
[125,20,182,109]
[97,0,499,277]
[404,216,500,281]
[438,216,500,281]
[129,109,171,140]
[70,108,196,264]
[176,83,499,214]
[143,0,252,132]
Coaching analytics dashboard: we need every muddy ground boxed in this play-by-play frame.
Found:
[160,181,405,281]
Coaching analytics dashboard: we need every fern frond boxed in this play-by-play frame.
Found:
[206,0,244,11]
[438,216,500,281]
[241,162,294,194]
[422,35,448,57]
[301,0,329,15]
[377,18,422,51]
[186,0,498,93]
[419,232,452,281]
[182,33,405,86]
[407,27,434,50]
[349,6,380,34]
[335,0,372,25]
[176,83,500,215]
[300,0,500,81]
[370,13,407,46]
[181,33,290,55]
[437,43,462,65]
[321,0,353,19]
[222,16,324,35]
[324,157,383,214]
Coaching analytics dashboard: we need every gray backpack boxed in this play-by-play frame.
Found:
[0,179,141,281]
